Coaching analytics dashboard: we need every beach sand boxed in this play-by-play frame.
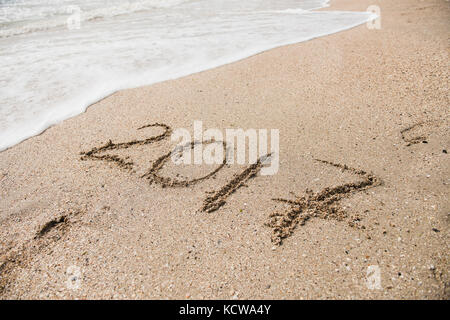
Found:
[0,0,448,299]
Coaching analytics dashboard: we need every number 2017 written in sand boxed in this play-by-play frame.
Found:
[80,122,381,246]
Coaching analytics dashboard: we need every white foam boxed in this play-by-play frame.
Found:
[0,0,192,38]
[0,0,376,151]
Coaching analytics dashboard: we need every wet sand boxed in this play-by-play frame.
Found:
[0,0,449,299]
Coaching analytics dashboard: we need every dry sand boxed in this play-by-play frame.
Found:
[0,0,449,299]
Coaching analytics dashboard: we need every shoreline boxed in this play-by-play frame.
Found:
[0,0,374,153]
[0,0,449,299]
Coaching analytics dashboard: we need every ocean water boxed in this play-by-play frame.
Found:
[0,0,375,151]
